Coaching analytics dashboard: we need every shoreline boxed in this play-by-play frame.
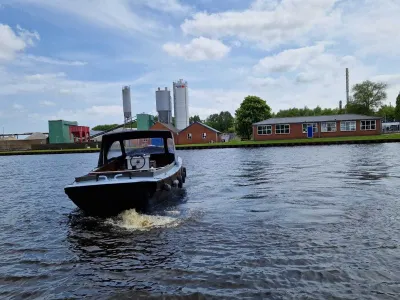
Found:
[0,134,399,156]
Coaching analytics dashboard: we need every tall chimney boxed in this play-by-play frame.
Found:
[346,68,349,106]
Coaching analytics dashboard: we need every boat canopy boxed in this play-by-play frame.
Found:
[98,130,175,167]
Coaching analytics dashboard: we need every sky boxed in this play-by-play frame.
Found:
[0,0,400,133]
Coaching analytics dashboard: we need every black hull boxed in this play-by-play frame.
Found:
[65,182,162,217]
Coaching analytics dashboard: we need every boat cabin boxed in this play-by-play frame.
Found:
[94,130,177,174]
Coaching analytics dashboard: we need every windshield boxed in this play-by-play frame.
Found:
[123,138,165,156]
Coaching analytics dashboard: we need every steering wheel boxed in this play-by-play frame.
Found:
[130,155,146,170]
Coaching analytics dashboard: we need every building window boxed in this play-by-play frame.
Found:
[321,122,337,132]
[361,120,376,131]
[275,124,290,134]
[340,121,356,131]
[202,133,207,139]
[257,125,272,135]
[187,133,192,139]
[302,123,318,133]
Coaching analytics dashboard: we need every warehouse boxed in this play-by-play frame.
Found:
[253,114,382,141]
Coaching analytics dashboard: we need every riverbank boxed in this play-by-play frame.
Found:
[0,134,399,156]
[176,133,400,150]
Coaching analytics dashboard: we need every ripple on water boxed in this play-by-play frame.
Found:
[1,146,400,299]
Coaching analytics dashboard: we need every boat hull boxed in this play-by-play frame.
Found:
[65,181,162,217]
[65,166,186,217]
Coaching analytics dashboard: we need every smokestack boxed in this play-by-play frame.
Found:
[339,100,342,111]
[346,68,349,105]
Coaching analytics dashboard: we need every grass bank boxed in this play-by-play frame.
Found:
[176,133,400,149]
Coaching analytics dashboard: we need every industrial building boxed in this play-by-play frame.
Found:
[173,79,189,130]
[137,114,155,130]
[48,120,90,144]
[156,87,172,124]
[253,114,382,141]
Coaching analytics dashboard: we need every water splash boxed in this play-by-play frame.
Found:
[106,209,180,231]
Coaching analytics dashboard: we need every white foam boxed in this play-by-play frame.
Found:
[106,209,180,231]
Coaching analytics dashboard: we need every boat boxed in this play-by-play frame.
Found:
[64,130,187,217]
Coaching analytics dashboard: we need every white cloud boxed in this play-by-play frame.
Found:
[139,0,191,14]
[0,24,39,61]
[247,76,287,87]
[47,105,124,125]
[163,37,230,61]
[14,0,161,35]
[40,100,55,106]
[340,0,400,56]
[12,103,24,110]
[254,43,326,73]
[181,0,340,50]
[23,55,87,66]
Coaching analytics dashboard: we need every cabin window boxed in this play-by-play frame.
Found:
[187,133,192,139]
[361,120,376,130]
[275,124,290,134]
[340,121,356,131]
[107,141,123,161]
[257,125,272,135]
[167,138,175,153]
[321,122,337,132]
[202,133,207,139]
[302,123,318,133]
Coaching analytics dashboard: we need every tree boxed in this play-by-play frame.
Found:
[274,106,340,118]
[235,95,271,139]
[348,80,388,115]
[395,93,400,121]
[377,104,395,122]
[204,111,234,132]
[189,115,202,124]
[92,124,120,131]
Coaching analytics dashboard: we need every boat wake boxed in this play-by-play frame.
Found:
[106,209,180,231]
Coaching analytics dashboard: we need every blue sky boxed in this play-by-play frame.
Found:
[0,0,400,133]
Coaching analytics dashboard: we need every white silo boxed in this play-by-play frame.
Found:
[156,87,172,124]
[122,86,132,125]
[173,79,189,130]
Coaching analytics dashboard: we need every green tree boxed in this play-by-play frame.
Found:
[377,104,395,122]
[395,93,400,121]
[235,95,271,139]
[347,80,388,114]
[274,106,340,118]
[205,111,234,132]
[92,124,120,131]
[189,115,202,124]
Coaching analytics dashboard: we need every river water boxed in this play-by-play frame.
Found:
[1,144,400,299]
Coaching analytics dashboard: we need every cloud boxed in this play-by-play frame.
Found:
[140,0,191,14]
[12,103,24,110]
[46,105,125,125]
[23,55,87,66]
[181,0,340,49]
[0,24,39,61]
[14,0,161,35]
[40,100,56,106]
[340,0,400,56]
[254,43,326,73]
[163,37,230,61]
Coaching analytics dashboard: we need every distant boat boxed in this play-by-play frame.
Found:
[64,130,187,217]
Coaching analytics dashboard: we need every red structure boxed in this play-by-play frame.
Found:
[69,126,90,143]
